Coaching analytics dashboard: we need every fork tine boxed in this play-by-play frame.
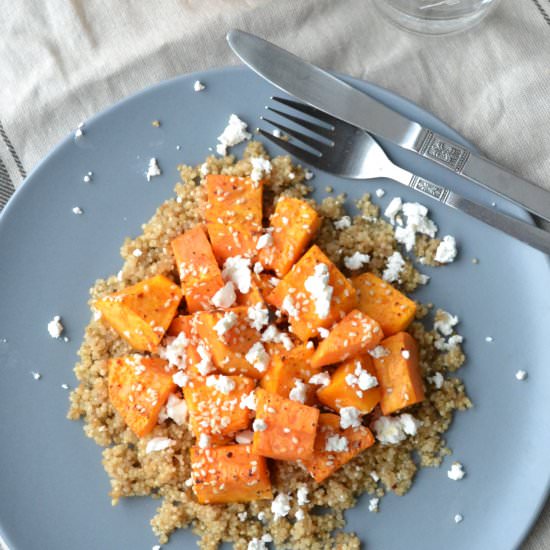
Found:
[271,96,342,127]
[265,106,335,141]
[260,116,330,154]
[257,128,323,165]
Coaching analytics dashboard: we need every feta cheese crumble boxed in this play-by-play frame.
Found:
[158,393,188,426]
[145,437,175,454]
[240,391,257,411]
[72,206,83,215]
[369,345,390,359]
[261,324,293,351]
[211,281,237,308]
[384,197,402,223]
[325,434,349,452]
[214,311,238,341]
[382,251,405,283]
[271,493,291,519]
[435,235,458,264]
[334,216,351,230]
[248,303,270,331]
[375,188,385,198]
[289,380,307,403]
[193,80,205,92]
[394,202,438,251]
[146,158,162,182]
[434,310,459,336]
[253,418,267,432]
[250,157,272,183]
[296,486,309,505]
[429,372,445,389]
[368,497,380,512]
[373,414,421,444]
[304,263,333,319]
[447,462,465,481]
[339,406,362,429]
[247,534,273,550]
[222,256,252,294]
[159,332,189,370]
[245,341,270,373]
[345,361,379,391]
[31,371,41,380]
[216,114,251,155]
[47,315,64,339]
[515,369,527,381]
[206,375,236,395]
[308,371,331,387]
[282,295,299,319]
[454,514,464,524]
[256,232,274,250]
[344,251,371,271]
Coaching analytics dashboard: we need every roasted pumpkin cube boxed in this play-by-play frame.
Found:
[194,307,268,378]
[316,355,381,414]
[205,175,263,262]
[190,444,272,504]
[311,309,383,368]
[260,344,319,405]
[171,225,224,313]
[95,275,182,352]
[352,273,416,336]
[252,388,319,461]
[373,332,424,415]
[185,375,256,438]
[108,355,176,437]
[302,413,375,482]
[267,245,357,341]
[259,197,321,277]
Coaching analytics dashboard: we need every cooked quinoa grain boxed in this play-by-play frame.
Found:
[68,142,471,549]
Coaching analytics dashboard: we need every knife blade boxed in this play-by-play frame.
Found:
[227,29,550,223]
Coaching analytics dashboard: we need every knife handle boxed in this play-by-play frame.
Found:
[414,129,550,223]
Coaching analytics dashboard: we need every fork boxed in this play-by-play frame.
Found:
[258,97,550,255]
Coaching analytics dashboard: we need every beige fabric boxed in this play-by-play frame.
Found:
[1,0,549,547]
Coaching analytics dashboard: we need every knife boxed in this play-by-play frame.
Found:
[227,29,550,223]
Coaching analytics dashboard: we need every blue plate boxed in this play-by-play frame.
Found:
[1,67,549,550]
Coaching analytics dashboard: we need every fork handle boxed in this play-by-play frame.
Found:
[391,167,550,255]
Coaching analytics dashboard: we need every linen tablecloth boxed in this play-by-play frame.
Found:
[1,0,549,548]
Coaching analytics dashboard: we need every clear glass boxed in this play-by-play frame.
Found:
[372,0,501,35]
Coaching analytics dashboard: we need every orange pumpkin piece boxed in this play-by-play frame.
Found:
[205,175,263,262]
[95,275,182,352]
[171,225,224,313]
[352,273,416,336]
[259,197,321,277]
[185,375,256,438]
[267,245,358,341]
[311,310,384,368]
[190,444,272,504]
[260,344,319,405]
[316,355,381,414]
[108,355,176,437]
[252,388,319,461]
[194,307,268,378]
[372,332,424,415]
[301,413,375,483]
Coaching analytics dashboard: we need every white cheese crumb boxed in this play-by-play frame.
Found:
[240,391,257,411]
[317,326,330,339]
[72,206,83,215]
[375,188,385,198]
[206,375,236,395]
[193,80,205,92]
[296,486,309,506]
[429,372,444,389]
[434,310,459,336]
[245,341,270,373]
[334,216,352,230]
[146,437,175,454]
[152,545,161,550]
[222,256,252,294]
[384,197,402,223]
[373,414,421,444]
[159,332,190,370]
[382,251,405,283]
[417,273,430,285]
[61,383,69,390]
[198,433,211,449]
[248,303,270,331]
[305,263,333,319]
[447,462,465,481]
[211,281,237,308]
[485,336,494,342]
[369,345,390,359]
[295,509,305,521]
[247,534,273,550]
[146,158,162,182]
[394,202,438,251]
[31,371,41,380]
[257,511,266,521]
[339,406,362,429]
[253,261,264,274]
[435,235,458,264]
[434,334,463,352]
[253,418,267,432]
[515,369,527,381]
[200,162,209,177]
[345,361,378,391]
[454,513,464,524]
[271,493,291,519]
[83,172,93,183]
[216,114,251,155]
[400,413,421,436]
[250,157,272,183]
[368,497,380,512]
[308,371,331,387]
[47,315,64,338]
[289,380,307,404]
[325,434,349,452]
[256,232,274,250]
[214,311,238,341]
[344,251,371,270]
[132,248,143,257]
[172,371,189,388]
[261,324,293,351]
[158,393,188,425]
[237,511,248,522]
[196,342,215,375]
[282,295,299,319]
[236,430,254,444]
[304,169,314,180]
[370,471,380,482]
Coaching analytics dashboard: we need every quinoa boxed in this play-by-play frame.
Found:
[68,142,471,549]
